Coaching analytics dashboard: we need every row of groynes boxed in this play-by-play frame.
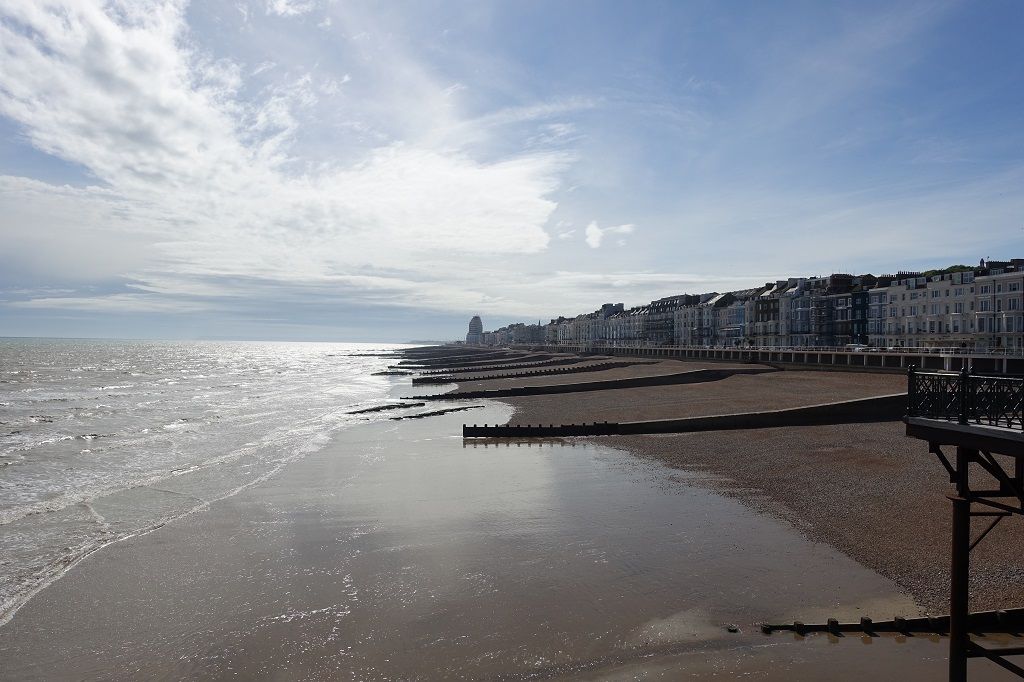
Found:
[394,346,907,440]
[411,360,654,385]
[411,366,776,400]
[415,356,592,375]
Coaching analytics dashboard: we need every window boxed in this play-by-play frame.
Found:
[1011,283,1020,292]
[980,301,990,312]
[1011,299,1020,311]
[979,319,986,332]
[997,284,1003,293]
[981,285,991,294]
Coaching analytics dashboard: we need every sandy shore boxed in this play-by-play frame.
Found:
[2,393,963,681]
[1,349,1017,679]
[501,369,904,422]
[493,357,1022,615]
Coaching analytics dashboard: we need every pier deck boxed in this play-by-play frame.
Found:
[905,368,1024,681]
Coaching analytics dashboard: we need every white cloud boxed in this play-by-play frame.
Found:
[266,0,317,17]
[12,293,208,313]
[0,0,576,317]
[252,61,277,76]
[584,221,635,248]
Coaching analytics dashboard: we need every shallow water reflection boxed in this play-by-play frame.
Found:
[0,401,1013,680]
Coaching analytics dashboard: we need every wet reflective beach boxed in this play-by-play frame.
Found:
[0,398,1010,680]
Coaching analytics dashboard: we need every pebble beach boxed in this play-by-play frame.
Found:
[473,356,1023,615]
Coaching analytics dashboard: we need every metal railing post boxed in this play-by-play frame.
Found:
[907,365,917,417]
[959,365,970,425]
[949,446,973,682]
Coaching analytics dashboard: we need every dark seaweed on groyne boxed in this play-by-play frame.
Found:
[390,405,484,420]
[347,402,425,414]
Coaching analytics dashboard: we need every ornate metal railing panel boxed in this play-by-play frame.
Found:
[970,374,1024,430]
[908,367,1024,430]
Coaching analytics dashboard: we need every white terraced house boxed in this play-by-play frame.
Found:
[975,266,1024,351]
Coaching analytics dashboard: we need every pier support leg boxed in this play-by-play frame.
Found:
[949,446,973,682]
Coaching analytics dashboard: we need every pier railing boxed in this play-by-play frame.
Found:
[907,367,1024,430]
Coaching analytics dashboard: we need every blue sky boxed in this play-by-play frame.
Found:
[1,0,1022,341]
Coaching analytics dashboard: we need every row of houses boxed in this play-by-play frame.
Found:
[475,259,1024,351]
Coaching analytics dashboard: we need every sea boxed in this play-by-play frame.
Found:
[0,338,408,625]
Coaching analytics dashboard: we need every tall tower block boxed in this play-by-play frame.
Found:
[466,316,483,345]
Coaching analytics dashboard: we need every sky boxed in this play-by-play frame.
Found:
[0,0,1022,342]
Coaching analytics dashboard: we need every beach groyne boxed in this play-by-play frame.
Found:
[417,356,592,375]
[462,393,907,437]
[396,353,550,370]
[411,360,654,385]
[411,366,777,400]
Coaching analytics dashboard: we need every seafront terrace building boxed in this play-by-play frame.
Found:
[723,286,767,345]
[786,274,854,347]
[830,275,875,346]
[476,258,1023,354]
[864,263,1023,351]
[646,295,699,346]
[605,305,649,347]
[975,262,1024,351]
[870,270,976,349]
[752,278,806,346]
[673,293,716,346]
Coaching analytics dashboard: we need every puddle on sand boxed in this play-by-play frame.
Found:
[0,402,1012,680]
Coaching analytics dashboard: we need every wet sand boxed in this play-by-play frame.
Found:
[502,359,1024,617]
[1,389,994,680]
